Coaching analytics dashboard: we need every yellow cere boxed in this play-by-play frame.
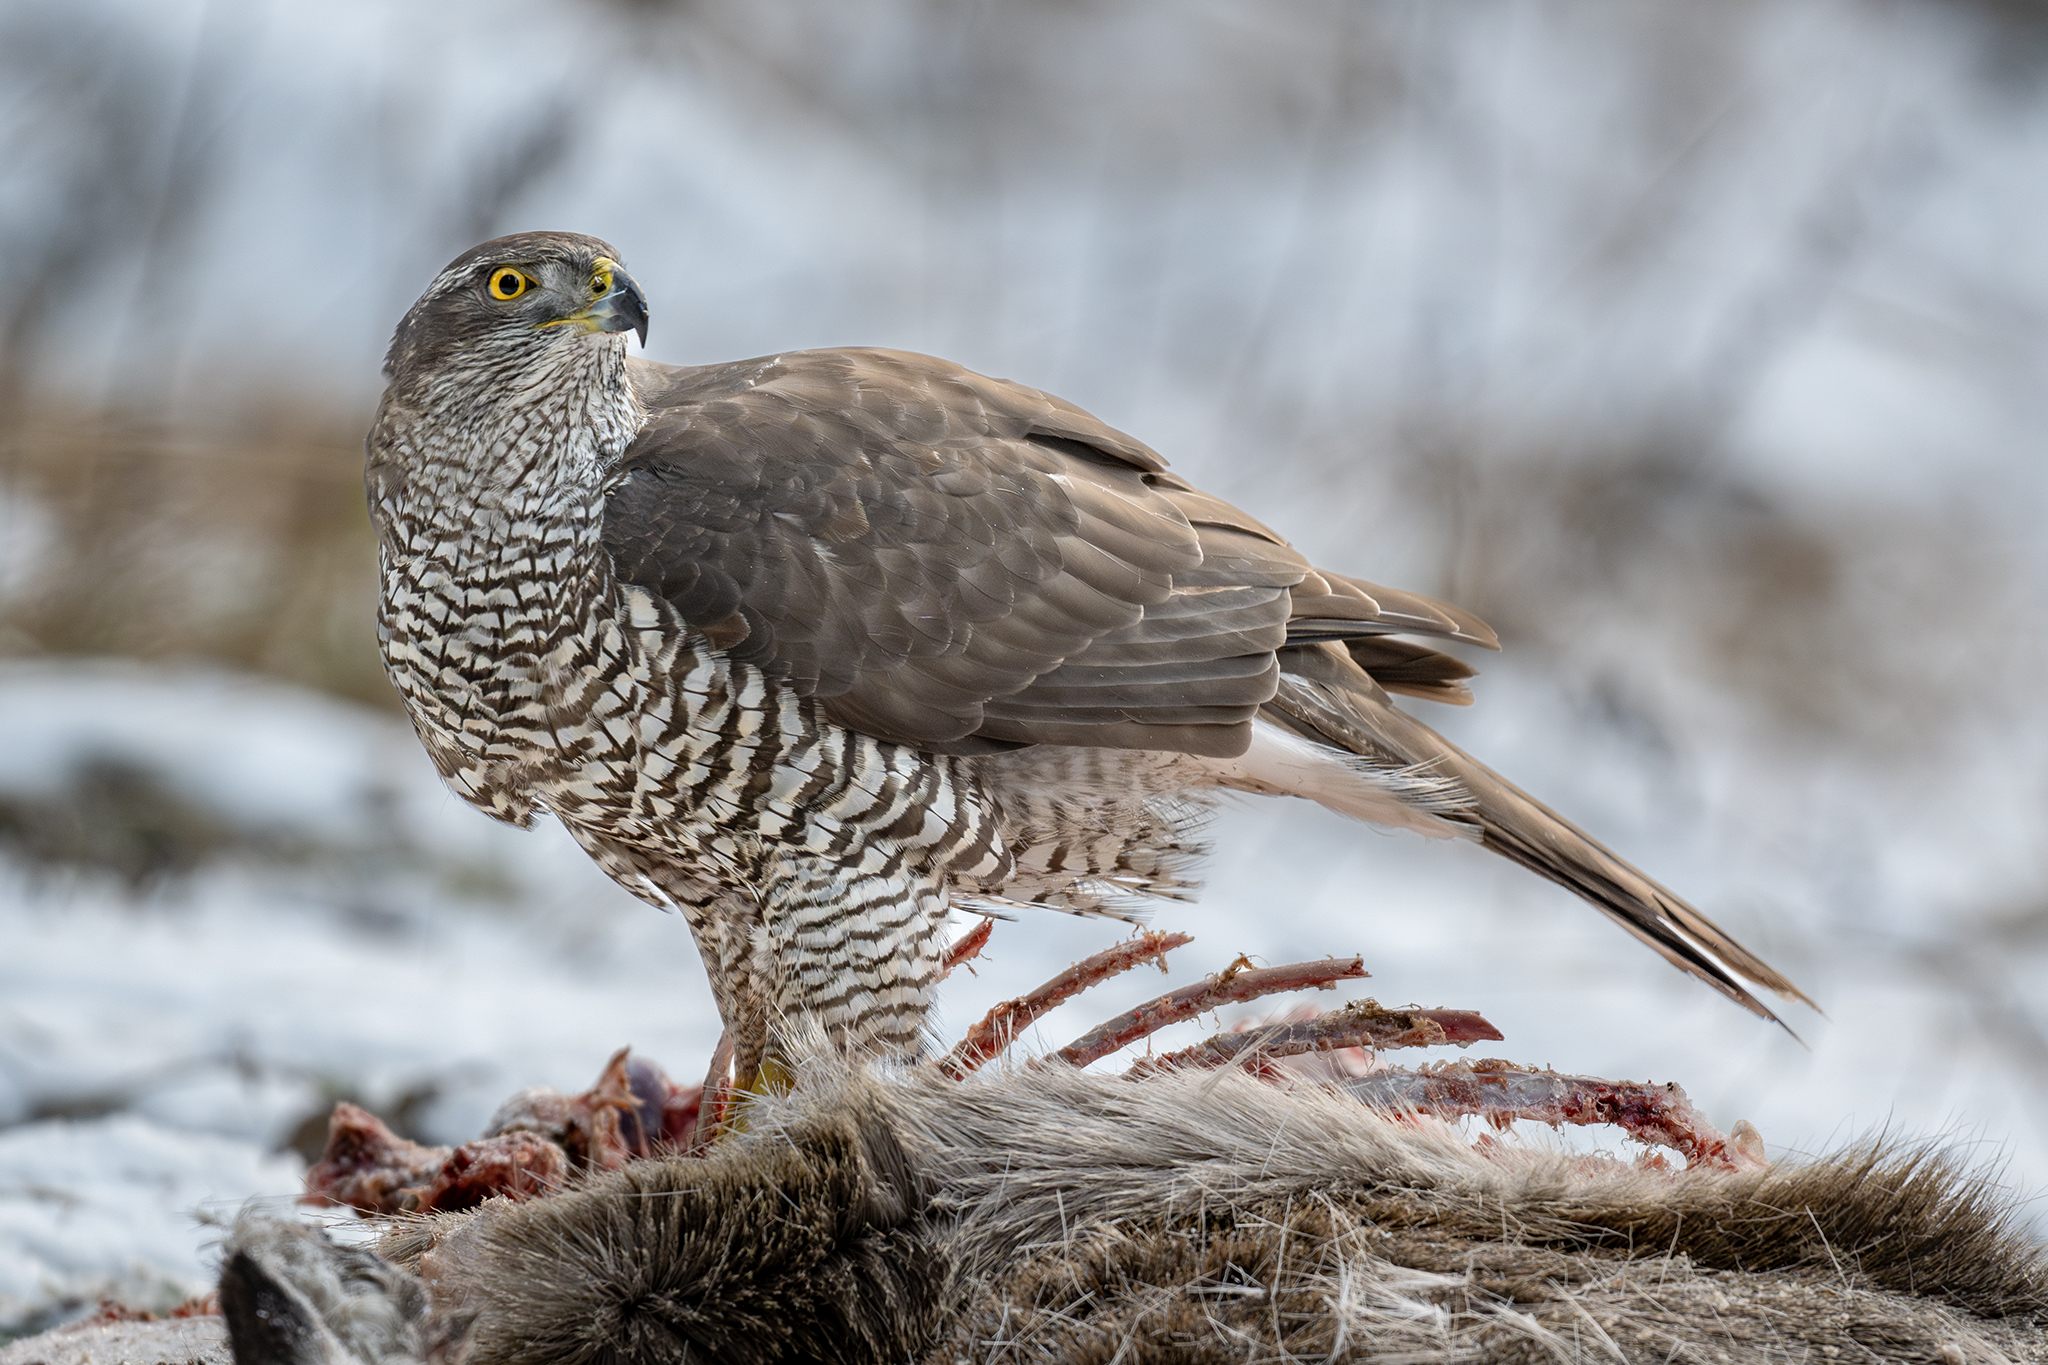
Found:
[534,257,621,333]
[488,268,534,301]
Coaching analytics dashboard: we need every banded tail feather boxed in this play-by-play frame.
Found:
[1247,641,1813,1027]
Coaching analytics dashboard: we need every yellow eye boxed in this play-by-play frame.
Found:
[590,264,614,298]
[488,268,533,301]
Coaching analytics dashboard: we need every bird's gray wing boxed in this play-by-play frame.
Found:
[606,348,1487,757]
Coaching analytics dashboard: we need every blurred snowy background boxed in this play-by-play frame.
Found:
[3,0,2047,1336]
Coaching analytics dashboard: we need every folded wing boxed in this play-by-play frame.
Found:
[605,348,1483,757]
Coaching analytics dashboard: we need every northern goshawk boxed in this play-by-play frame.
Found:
[368,231,1811,1087]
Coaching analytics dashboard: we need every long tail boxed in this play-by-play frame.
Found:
[1236,643,1814,1027]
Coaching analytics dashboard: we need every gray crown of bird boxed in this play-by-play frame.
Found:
[369,231,1813,1088]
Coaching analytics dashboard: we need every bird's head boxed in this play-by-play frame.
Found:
[382,231,649,392]
[374,232,653,491]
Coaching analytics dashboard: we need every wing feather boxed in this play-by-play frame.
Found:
[605,347,1496,755]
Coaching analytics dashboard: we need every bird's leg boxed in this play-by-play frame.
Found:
[755,854,955,1067]
[739,1055,797,1096]
[695,1010,781,1143]
[686,1030,736,1151]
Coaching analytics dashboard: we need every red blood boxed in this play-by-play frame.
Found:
[303,1102,452,1215]
[415,1131,569,1212]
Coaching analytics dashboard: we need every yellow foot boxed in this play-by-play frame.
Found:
[701,1056,794,1144]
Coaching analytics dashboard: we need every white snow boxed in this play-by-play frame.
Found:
[0,664,729,1334]
[0,1116,299,1332]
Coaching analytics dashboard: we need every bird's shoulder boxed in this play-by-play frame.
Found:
[603,349,1218,749]
[619,346,1172,476]
[602,347,1492,755]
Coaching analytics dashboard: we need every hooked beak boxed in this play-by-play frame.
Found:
[587,266,649,348]
[542,260,650,348]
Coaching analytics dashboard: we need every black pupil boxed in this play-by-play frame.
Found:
[498,273,520,294]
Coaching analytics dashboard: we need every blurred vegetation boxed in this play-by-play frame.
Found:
[0,405,386,704]
[0,756,240,886]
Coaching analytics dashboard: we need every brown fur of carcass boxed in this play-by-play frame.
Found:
[361,1057,2047,1364]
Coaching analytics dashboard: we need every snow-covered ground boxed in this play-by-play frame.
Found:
[1,657,2042,1334]
[0,1119,295,1335]
[0,663,717,1331]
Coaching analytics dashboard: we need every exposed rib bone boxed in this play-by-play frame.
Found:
[1347,1059,1765,1171]
[941,918,995,979]
[1127,1001,1501,1076]
[1052,954,1367,1069]
[937,931,1192,1078]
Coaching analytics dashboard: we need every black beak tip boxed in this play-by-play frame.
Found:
[623,277,649,349]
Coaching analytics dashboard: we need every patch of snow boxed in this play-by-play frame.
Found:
[0,1317,229,1365]
[0,1116,299,1334]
